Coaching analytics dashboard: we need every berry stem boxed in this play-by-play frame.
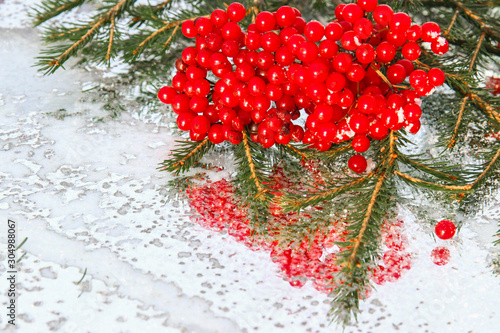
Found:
[448,95,469,148]
[369,64,394,92]
[285,144,309,160]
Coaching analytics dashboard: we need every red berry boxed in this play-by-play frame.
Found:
[208,124,224,143]
[297,41,319,63]
[325,22,344,41]
[158,86,177,104]
[406,24,422,41]
[358,94,376,114]
[191,115,211,134]
[406,119,421,134]
[354,18,373,39]
[431,247,450,266]
[227,2,246,22]
[248,76,266,96]
[255,11,276,32]
[244,32,261,50]
[352,134,370,152]
[373,5,394,26]
[349,113,369,134]
[435,219,456,240]
[409,69,428,88]
[346,63,366,82]
[387,64,406,84]
[177,111,196,130]
[319,40,339,58]
[390,12,411,32]
[421,22,441,42]
[172,94,190,114]
[403,103,422,122]
[356,43,376,64]
[304,21,325,42]
[332,53,353,73]
[402,41,421,61]
[195,17,213,36]
[428,68,446,86]
[348,154,368,173]
[342,4,364,24]
[376,42,396,63]
[317,122,337,142]
[369,120,389,140]
[182,20,197,38]
[357,0,378,12]
[335,4,346,20]
[221,22,242,40]
[341,31,362,51]
[396,59,414,77]
[211,9,228,27]
[276,6,297,27]
[431,37,449,55]
[290,125,304,142]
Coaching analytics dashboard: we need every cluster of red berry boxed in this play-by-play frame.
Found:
[431,219,456,266]
[486,76,500,95]
[185,167,412,291]
[158,1,449,173]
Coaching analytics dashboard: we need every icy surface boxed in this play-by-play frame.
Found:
[1,3,500,333]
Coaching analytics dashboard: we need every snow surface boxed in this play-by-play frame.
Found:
[1,2,500,333]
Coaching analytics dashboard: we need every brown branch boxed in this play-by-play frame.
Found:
[470,93,500,124]
[106,14,116,61]
[370,64,394,91]
[470,31,487,71]
[172,138,209,168]
[162,25,179,48]
[445,9,460,36]
[395,171,472,191]
[453,1,500,40]
[242,131,266,194]
[289,171,375,207]
[448,96,469,148]
[286,144,309,160]
[347,172,386,268]
[49,0,127,67]
[133,15,209,55]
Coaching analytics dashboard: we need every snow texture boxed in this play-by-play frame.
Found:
[1,1,500,333]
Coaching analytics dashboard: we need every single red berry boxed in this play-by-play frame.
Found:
[290,125,304,142]
[342,4,364,24]
[333,53,353,73]
[335,4,346,20]
[431,37,449,55]
[373,5,394,26]
[386,30,408,47]
[279,27,298,45]
[376,42,396,63]
[276,6,297,27]
[275,46,295,66]
[403,103,422,122]
[191,115,211,134]
[356,44,376,64]
[255,11,276,32]
[221,22,242,40]
[387,64,407,84]
[208,124,225,144]
[325,22,344,41]
[189,96,209,113]
[349,113,369,134]
[195,17,213,36]
[292,16,306,34]
[248,76,266,96]
[244,32,261,50]
[314,103,334,122]
[406,24,422,41]
[338,88,355,107]
[158,86,177,104]
[390,12,412,32]
[352,134,370,152]
[421,22,441,42]
[177,111,196,130]
[304,21,325,42]
[402,41,421,61]
[406,119,421,134]
[297,41,319,63]
[172,94,190,114]
[261,32,281,52]
[369,120,389,140]
[431,247,451,266]
[182,20,197,38]
[428,68,446,86]
[354,18,373,40]
[326,72,346,92]
[227,2,246,22]
[409,69,428,88]
[341,31,362,51]
[435,220,456,240]
[357,0,378,12]
[319,39,339,58]
[211,9,228,27]
[358,94,377,114]
[396,59,414,76]
[348,154,368,173]
[317,122,337,142]
[346,63,366,82]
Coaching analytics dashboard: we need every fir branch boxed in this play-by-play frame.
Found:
[452,0,500,40]
[284,144,310,160]
[32,0,86,26]
[469,144,500,190]
[158,138,213,175]
[242,131,269,196]
[444,8,460,36]
[106,14,117,61]
[400,156,462,182]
